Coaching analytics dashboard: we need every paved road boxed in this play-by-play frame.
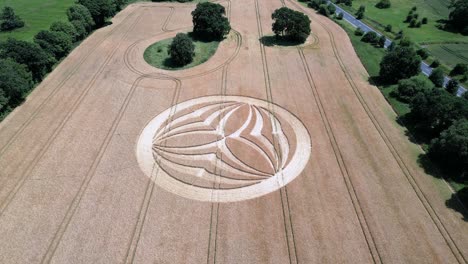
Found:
[328,1,467,96]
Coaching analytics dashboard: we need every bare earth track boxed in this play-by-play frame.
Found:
[0,0,467,263]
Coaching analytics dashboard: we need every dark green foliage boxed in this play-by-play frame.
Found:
[447,0,468,34]
[271,7,311,43]
[422,17,428,24]
[168,33,194,66]
[0,59,33,106]
[0,6,24,31]
[354,27,364,36]
[327,4,336,14]
[429,119,468,177]
[385,24,392,32]
[34,30,73,60]
[67,5,95,32]
[355,5,365,19]
[335,0,353,6]
[412,6,417,11]
[77,0,116,27]
[152,0,193,2]
[378,35,386,48]
[409,19,417,27]
[191,2,231,41]
[375,0,391,9]
[70,20,88,40]
[431,59,440,68]
[0,38,56,81]
[308,0,327,9]
[115,0,128,11]
[408,89,468,138]
[336,12,344,20]
[416,48,429,60]
[446,79,459,95]
[450,63,468,76]
[361,31,378,44]
[396,75,434,102]
[50,21,79,42]
[429,67,444,87]
[318,4,330,16]
[379,45,421,83]
[463,91,468,100]
[0,89,8,113]
[405,15,413,23]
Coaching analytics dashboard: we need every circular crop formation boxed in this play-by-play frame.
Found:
[136,96,311,203]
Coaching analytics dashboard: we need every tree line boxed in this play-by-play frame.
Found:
[0,0,127,120]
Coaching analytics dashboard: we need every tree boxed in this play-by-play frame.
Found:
[429,67,444,87]
[446,79,459,95]
[336,12,344,20]
[385,24,392,32]
[0,6,24,31]
[34,30,73,59]
[447,0,468,34]
[450,63,468,76]
[429,119,468,176]
[0,89,8,113]
[327,4,336,15]
[422,17,428,24]
[308,0,327,9]
[115,0,127,11]
[354,27,364,36]
[396,75,434,102]
[70,20,88,40]
[416,48,429,60]
[375,0,391,9]
[271,7,311,43]
[379,46,421,83]
[168,33,195,66]
[409,89,468,137]
[77,0,116,27]
[378,35,386,47]
[67,4,95,32]
[335,0,353,6]
[355,5,365,19]
[431,59,440,68]
[50,21,78,42]
[192,2,231,40]
[0,59,33,105]
[361,31,378,44]
[318,4,330,17]
[0,38,56,81]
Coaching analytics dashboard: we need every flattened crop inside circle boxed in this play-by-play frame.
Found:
[136,96,311,203]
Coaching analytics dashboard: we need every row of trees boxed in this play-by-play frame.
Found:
[0,0,128,119]
[381,39,468,181]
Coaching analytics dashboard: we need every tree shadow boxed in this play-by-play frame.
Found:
[259,36,304,47]
[187,32,225,43]
[446,187,468,222]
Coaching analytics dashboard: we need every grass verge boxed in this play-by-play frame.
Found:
[143,33,220,70]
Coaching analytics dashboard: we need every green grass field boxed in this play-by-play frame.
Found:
[144,34,220,70]
[0,0,75,41]
[425,43,468,68]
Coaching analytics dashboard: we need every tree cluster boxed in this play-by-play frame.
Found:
[355,5,365,20]
[191,2,231,41]
[334,0,353,6]
[404,7,427,28]
[272,7,311,43]
[0,0,127,120]
[446,0,468,35]
[0,6,24,31]
[379,43,421,83]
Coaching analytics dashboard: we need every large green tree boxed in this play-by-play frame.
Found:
[396,75,434,102]
[77,0,117,27]
[447,0,468,34]
[379,45,421,83]
[0,59,33,106]
[50,21,79,42]
[0,6,24,31]
[192,2,231,40]
[408,89,468,138]
[429,119,468,178]
[272,7,311,43]
[168,33,195,66]
[429,67,444,87]
[67,4,96,32]
[0,38,56,81]
[34,30,73,60]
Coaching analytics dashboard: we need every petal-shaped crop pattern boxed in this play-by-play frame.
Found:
[137,96,311,202]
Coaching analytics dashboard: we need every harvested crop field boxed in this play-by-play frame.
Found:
[0,0,467,263]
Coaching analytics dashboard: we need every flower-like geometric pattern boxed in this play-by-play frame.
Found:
[136,96,311,202]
